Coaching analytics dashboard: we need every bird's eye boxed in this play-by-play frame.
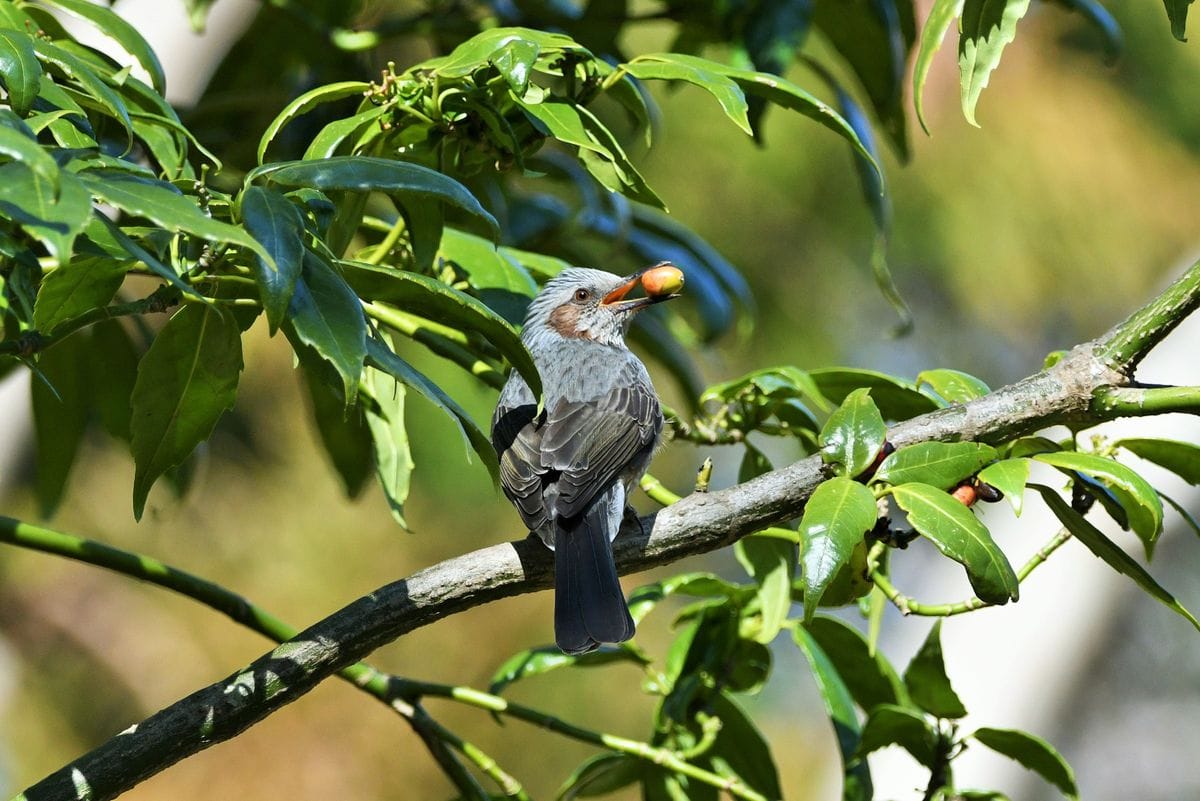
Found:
[573,288,591,302]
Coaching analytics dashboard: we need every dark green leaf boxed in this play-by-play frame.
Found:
[819,388,887,477]
[130,303,243,519]
[903,619,967,719]
[972,727,1078,800]
[1005,436,1061,458]
[31,333,90,517]
[439,227,537,325]
[913,0,961,133]
[856,703,938,767]
[42,0,166,94]
[1116,438,1200,485]
[735,532,795,642]
[256,156,499,241]
[806,615,908,711]
[303,367,372,498]
[799,477,878,620]
[959,0,1033,126]
[89,214,197,297]
[240,186,305,332]
[706,691,782,800]
[256,80,370,164]
[874,442,997,489]
[558,753,640,800]
[810,367,940,419]
[1163,0,1192,41]
[794,626,873,801]
[1162,492,1200,540]
[32,38,133,147]
[88,318,138,442]
[0,164,91,265]
[1032,485,1200,632]
[285,251,367,402]
[34,257,127,334]
[916,368,990,403]
[891,482,1019,603]
[490,644,647,696]
[977,458,1029,516]
[0,27,43,116]
[1034,451,1163,556]
[362,365,413,529]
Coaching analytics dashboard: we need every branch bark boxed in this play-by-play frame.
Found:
[16,261,1200,801]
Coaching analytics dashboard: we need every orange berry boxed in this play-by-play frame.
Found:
[641,263,685,296]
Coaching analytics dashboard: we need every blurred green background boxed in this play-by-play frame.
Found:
[2,3,1199,800]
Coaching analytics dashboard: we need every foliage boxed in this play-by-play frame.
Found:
[0,1,1197,800]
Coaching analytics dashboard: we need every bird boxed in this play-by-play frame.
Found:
[491,264,683,654]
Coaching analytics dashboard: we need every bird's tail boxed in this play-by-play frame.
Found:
[553,499,635,655]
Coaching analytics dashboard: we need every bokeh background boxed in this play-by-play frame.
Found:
[1,1,1199,800]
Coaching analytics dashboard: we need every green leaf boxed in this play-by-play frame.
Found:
[76,170,272,264]
[489,644,647,696]
[916,368,990,403]
[1163,0,1193,41]
[88,318,138,442]
[0,164,91,265]
[706,691,782,800]
[874,441,998,489]
[1162,492,1200,540]
[34,257,127,333]
[799,477,878,620]
[0,109,60,189]
[891,482,1019,603]
[958,0,1033,126]
[903,619,967,719]
[301,103,388,160]
[972,727,1078,800]
[810,367,940,419]
[977,457,1029,516]
[89,214,197,298]
[0,27,43,116]
[285,251,367,402]
[856,703,938,767]
[240,186,304,332]
[343,261,540,399]
[819,388,887,477]
[913,0,963,133]
[1115,438,1200,485]
[1032,485,1200,633]
[558,753,640,800]
[794,626,874,801]
[256,80,370,164]
[130,303,243,519]
[303,367,372,498]
[806,615,908,711]
[42,0,166,94]
[364,337,499,484]
[256,156,499,241]
[735,533,795,643]
[32,38,133,148]
[626,572,746,625]
[31,333,90,517]
[1034,450,1163,556]
[362,365,413,529]
[438,227,537,325]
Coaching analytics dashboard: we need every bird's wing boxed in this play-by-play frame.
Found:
[492,394,549,535]
[541,382,661,520]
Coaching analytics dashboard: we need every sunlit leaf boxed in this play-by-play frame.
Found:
[42,0,166,94]
[916,368,990,403]
[0,27,43,116]
[818,388,887,477]
[799,477,877,621]
[874,441,997,489]
[913,0,963,133]
[958,0,1033,126]
[735,532,795,642]
[977,457,1029,516]
[0,164,91,266]
[257,80,370,164]
[34,257,128,334]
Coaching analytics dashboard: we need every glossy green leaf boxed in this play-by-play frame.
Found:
[130,304,243,519]
[891,482,1019,603]
[916,368,990,403]
[240,186,304,332]
[1034,451,1163,555]
[438,226,537,325]
[874,441,997,489]
[32,39,133,147]
[626,572,746,625]
[1033,485,1200,632]
[301,103,388,160]
[794,626,874,801]
[958,0,1033,126]
[1115,438,1200,485]
[0,109,60,189]
[856,703,938,767]
[972,727,1078,799]
[256,156,499,241]
[303,367,372,498]
[34,257,127,333]
[977,457,1029,516]
[489,644,647,696]
[735,533,795,643]
[76,170,272,264]
[88,318,138,442]
[806,615,908,711]
[810,367,940,419]
[43,0,166,94]
[1163,0,1192,41]
[256,80,370,164]
[903,620,967,719]
[799,477,878,621]
[0,165,91,265]
[0,28,43,116]
[362,366,413,529]
[430,27,591,78]
[913,0,962,133]
[285,251,366,402]
[343,261,540,398]
[31,333,90,517]
[364,337,499,484]
[819,388,887,477]
[558,753,640,800]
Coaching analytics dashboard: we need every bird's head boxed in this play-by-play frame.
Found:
[523,264,683,348]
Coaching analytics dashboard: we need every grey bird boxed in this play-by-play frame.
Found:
[492,265,682,654]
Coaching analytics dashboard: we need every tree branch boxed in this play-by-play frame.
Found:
[16,260,1200,801]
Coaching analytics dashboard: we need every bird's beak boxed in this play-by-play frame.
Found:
[601,268,681,312]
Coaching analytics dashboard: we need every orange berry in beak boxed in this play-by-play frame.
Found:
[641,264,685,297]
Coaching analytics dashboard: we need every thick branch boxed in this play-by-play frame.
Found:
[16,260,1200,801]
